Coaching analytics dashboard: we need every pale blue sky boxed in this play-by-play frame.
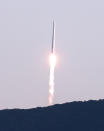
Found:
[0,0,104,108]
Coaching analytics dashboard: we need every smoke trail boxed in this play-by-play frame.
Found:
[49,53,56,105]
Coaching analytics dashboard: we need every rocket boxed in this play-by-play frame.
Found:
[51,21,55,53]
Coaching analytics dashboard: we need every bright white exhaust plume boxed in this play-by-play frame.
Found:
[49,53,56,105]
[48,21,56,105]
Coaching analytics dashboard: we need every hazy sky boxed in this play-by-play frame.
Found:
[0,0,104,109]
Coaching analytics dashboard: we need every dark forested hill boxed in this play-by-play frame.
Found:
[0,100,104,131]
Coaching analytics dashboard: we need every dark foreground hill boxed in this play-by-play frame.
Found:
[0,100,104,131]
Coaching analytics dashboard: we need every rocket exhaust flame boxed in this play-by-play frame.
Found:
[49,53,56,105]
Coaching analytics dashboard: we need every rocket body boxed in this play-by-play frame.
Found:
[51,21,55,53]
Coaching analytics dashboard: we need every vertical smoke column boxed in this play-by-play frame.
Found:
[49,21,56,105]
